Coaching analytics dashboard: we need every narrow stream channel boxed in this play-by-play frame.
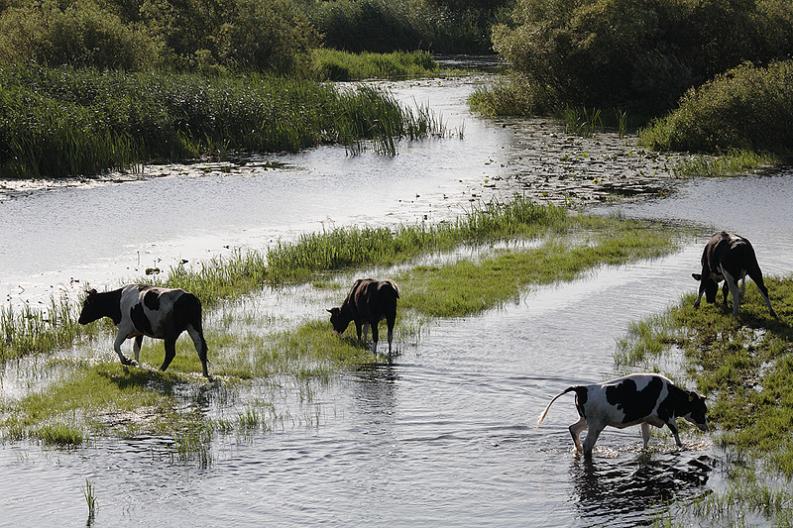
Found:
[1,73,792,527]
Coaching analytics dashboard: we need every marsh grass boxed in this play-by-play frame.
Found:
[617,277,793,477]
[310,49,438,81]
[36,423,84,446]
[397,220,675,317]
[0,67,446,178]
[672,150,779,178]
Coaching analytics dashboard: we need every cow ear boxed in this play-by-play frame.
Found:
[692,273,702,281]
[326,308,334,314]
[86,288,97,296]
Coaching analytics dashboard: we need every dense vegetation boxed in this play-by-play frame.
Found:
[641,61,793,155]
[0,67,442,178]
[490,0,793,116]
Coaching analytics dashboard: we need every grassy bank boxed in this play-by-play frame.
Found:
[0,66,445,179]
[618,277,793,524]
[641,61,793,156]
[310,49,439,81]
[0,199,564,363]
[2,211,679,447]
[672,150,780,178]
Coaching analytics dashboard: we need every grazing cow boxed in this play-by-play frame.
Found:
[78,284,210,378]
[692,231,777,318]
[327,278,399,354]
[537,373,708,457]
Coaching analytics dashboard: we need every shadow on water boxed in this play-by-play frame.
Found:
[572,451,714,526]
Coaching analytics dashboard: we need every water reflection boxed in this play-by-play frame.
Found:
[572,451,714,526]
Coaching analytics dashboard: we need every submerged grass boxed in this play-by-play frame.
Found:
[672,150,779,178]
[0,66,446,178]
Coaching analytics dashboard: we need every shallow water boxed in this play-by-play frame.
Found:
[1,74,793,527]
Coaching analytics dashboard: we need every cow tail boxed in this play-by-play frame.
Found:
[389,280,400,299]
[537,386,581,426]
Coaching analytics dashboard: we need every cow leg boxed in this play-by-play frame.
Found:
[133,336,143,364]
[187,324,210,378]
[113,332,133,366]
[641,423,651,449]
[582,422,604,458]
[386,314,396,355]
[749,268,778,318]
[667,420,683,448]
[160,335,177,372]
[722,282,729,306]
[569,417,587,453]
[370,321,379,354]
[722,269,741,316]
[355,321,363,341]
[694,283,705,308]
[362,323,370,344]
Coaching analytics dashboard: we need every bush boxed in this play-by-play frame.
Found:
[640,61,793,154]
[493,0,793,116]
[0,0,161,70]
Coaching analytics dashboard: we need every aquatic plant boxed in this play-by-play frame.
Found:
[83,479,97,520]
[671,150,779,178]
[0,67,446,178]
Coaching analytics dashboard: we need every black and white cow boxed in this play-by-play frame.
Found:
[327,278,399,354]
[537,373,708,457]
[78,284,210,378]
[692,231,777,318]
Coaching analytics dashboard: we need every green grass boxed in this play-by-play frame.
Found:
[310,48,438,81]
[36,423,85,446]
[617,276,793,475]
[397,219,675,317]
[0,66,446,178]
[672,150,780,178]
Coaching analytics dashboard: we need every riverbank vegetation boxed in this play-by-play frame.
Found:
[0,200,680,448]
[475,0,793,160]
[618,277,793,525]
[0,66,447,178]
[309,49,438,81]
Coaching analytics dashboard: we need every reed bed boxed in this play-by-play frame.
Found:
[310,49,438,81]
[0,66,445,178]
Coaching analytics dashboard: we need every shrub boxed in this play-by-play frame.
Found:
[493,0,793,116]
[0,0,161,70]
[640,61,793,154]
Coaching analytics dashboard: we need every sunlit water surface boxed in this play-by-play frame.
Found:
[1,72,792,527]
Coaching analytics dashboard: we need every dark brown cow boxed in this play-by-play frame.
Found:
[692,231,777,318]
[327,278,399,354]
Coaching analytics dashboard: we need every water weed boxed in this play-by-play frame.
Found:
[83,479,97,521]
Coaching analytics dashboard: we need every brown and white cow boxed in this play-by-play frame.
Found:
[327,278,399,354]
[537,373,708,458]
[692,231,777,318]
[78,284,210,377]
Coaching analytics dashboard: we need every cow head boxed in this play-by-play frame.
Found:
[692,273,718,304]
[78,289,104,325]
[682,391,708,432]
[326,307,351,335]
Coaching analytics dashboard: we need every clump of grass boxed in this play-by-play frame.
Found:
[36,423,84,446]
[672,150,779,178]
[310,48,438,81]
[0,66,446,178]
[560,106,603,138]
[83,479,97,521]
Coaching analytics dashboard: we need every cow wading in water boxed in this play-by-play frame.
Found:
[692,231,777,318]
[78,285,210,378]
[328,278,399,354]
[537,373,708,458]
